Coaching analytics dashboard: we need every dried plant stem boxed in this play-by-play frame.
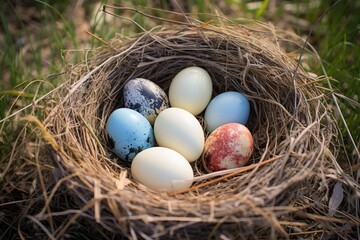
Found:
[170,155,284,196]
[84,30,111,47]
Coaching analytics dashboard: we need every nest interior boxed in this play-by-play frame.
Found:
[37,21,340,239]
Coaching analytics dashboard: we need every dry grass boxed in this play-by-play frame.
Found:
[2,10,359,240]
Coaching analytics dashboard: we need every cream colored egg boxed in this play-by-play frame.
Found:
[169,66,213,115]
[131,147,194,193]
[154,107,204,162]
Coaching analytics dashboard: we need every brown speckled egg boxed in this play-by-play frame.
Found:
[202,123,253,172]
[123,78,169,125]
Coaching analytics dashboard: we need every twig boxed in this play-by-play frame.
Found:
[170,155,284,196]
[84,30,112,48]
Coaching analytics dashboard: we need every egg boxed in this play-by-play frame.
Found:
[131,147,194,193]
[154,107,204,162]
[106,108,155,162]
[169,66,213,115]
[123,78,169,124]
[204,91,250,133]
[202,123,253,172]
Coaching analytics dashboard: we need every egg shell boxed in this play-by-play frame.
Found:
[123,78,169,124]
[131,147,194,193]
[106,108,155,162]
[204,91,250,133]
[202,123,253,172]
[154,107,204,162]
[169,66,213,115]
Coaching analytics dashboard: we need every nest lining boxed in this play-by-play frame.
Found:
[40,22,338,239]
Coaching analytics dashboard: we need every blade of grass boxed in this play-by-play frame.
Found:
[34,0,78,49]
[256,0,269,19]
[0,90,39,99]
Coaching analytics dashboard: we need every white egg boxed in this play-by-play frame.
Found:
[131,147,194,193]
[154,107,204,162]
[169,66,213,115]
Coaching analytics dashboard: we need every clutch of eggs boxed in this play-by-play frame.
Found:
[104,67,255,193]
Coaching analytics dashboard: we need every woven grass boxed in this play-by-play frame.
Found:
[14,15,360,239]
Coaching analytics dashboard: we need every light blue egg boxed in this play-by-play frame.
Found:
[106,108,155,162]
[204,91,250,133]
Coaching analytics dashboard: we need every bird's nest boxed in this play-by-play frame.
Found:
[15,15,359,239]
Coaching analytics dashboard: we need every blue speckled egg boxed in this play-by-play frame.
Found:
[106,108,155,162]
[123,78,169,124]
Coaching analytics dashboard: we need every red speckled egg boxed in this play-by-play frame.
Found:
[202,123,254,172]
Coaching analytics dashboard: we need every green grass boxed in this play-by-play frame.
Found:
[315,1,360,144]
[0,1,68,119]
[301,0,360,158]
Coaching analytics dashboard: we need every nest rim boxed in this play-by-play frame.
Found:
[39,21,339,239]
